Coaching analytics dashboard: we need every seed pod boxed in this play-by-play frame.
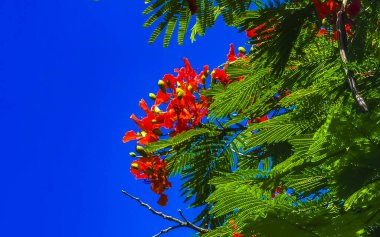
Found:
[176,88,185,100]
[149,93,156,100]
[136,145,147,157]
[158,80,166,92]
[322,18,328,26]
[131,162,139,169]
[187,85,194,93]
[238,46,246,54]
[201,75,206,84]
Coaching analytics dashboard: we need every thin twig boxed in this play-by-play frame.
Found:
[152,225,182,237]
[121,190,210,235]
[336,0,369,112]
[178,209,190,223]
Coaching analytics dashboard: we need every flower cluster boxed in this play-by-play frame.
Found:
[130,156,171,206]
[124,46,249,206]
[312,0,360,20]
[246,23,275,41]
[211,44,246,86]
[312,0,360,39]
[245,21,276,51]
[124,58,213,205]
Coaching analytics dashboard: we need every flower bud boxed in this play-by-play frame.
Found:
[211,70,216,78]
[131,162,139,169]
[187,85,194,93]
[322,18,328,26]
[238,47,246,54]
[158,80,166,92]
[136,145,147,156]
[201,75,206,84]
[176,88,185,100]
[129,152,137,157]
[149,93,156,100]
[153,106,162,113]
[151,119,157,124]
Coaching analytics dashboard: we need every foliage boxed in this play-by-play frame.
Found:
[124,0,380,236]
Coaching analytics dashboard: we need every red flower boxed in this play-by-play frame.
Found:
[227,43,237,62]
[157,194,168,206]
[254,114,268,123]
[346,0,360,17]
[211,68,231,85]
[317,28,326,37]
[312,0,340,19]
[234,233,243,237]
[272,185,283,198]
[125,58,213,204]
[246,23,266,38]
[122,130,140,143]
[155,90,171,105]
[130,156,172,205]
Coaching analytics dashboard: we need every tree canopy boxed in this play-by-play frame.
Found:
[123,0,380,236]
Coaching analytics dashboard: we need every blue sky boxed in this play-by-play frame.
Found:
[0,0,247,236]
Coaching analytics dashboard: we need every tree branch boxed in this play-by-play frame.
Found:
[152,225,182,237]
[121,190,210,236]
[336,0,369,112]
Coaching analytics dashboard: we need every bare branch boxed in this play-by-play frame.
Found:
[152,225,182,237]
[178,209,190,223]
[121,190,210,236]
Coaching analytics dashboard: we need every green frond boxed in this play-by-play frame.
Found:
[163,16,178,47]
[208,67,269,119]
[344,181,380,211]
[144,128,212,153]
[178,7,191,45]
[144,3,172,28]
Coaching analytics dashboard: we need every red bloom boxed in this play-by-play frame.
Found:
[125,58,213,204]
[155,90,171,105]
[317,28,326,37]
[246,23,267,38]
[254,114,268,123]
[234,233,243,237]
[312,0,340,19]
[157,194,168,206]
[272,185,283,198]
[122,130,140,143]
[130,156,172,205]
[227,43,237,62]
[346,0,360,17]
[211,68,231,85]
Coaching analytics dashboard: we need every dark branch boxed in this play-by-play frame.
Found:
[336,0,369,112]
[121,190,210,235]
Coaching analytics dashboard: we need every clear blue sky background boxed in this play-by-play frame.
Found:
[0,0,247,236]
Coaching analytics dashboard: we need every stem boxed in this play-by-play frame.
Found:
[121,190,210,235]
[336,1,369,112]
